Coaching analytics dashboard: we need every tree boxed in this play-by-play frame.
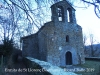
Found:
[83,33,100,57]
[1,0,73,31]
[81,0,100,18]
[0,4,20,47]
[0,0,65,47]
[89,34,96,56]
[0,0,99,48]
[83,33,88,54]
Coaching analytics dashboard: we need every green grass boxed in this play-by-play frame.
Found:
[60,59,100,75]
[75,60,100,75]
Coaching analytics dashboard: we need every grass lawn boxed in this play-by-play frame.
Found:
[75,59,100,75]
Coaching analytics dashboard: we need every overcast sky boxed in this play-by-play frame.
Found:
[74,2,100,44]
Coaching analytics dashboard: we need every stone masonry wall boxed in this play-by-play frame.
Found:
[22,34,40,59]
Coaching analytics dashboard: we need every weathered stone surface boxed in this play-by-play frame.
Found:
[22,34,40,59]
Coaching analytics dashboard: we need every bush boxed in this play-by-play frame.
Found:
[12,49,22,63]
[3,38,13,55]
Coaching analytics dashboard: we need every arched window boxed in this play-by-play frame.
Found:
[67,8,72,22]
[66,35,69,42]
[57,6,64,21]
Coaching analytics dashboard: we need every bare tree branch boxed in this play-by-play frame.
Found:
[81,0,100,18]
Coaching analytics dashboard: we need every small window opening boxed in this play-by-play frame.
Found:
[66,35,69,42]
[58,7,63,21]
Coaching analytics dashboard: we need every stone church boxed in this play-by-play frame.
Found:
[21,0,85,67]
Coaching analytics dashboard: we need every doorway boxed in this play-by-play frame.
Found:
[65,51,72,65]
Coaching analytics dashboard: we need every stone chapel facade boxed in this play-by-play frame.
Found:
[21,0,85,67]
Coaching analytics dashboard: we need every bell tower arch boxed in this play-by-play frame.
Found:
[57,6,64,21]
[51,0,76,24]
